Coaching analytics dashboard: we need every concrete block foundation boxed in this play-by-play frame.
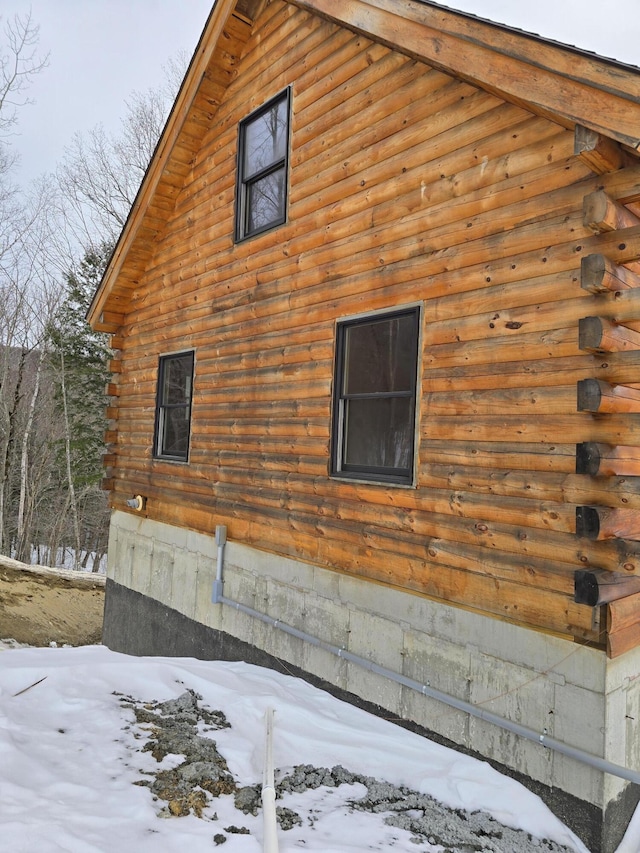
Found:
[103,511,640,852]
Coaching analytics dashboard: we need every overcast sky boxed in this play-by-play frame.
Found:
[6,0,640,187]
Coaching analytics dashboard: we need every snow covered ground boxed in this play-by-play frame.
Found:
[1,643,639,852]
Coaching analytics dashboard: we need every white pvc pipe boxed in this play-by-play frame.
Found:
[261,707,279,853]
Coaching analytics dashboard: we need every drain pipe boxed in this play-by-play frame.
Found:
[262,708,279,853]
[212,524,227,603]
[211,527,640,786]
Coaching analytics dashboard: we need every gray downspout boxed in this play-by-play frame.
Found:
[211,526,640,786]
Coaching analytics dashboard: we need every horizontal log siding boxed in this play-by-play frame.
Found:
[111,0,640,642]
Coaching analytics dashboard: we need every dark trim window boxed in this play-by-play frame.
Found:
[331,308,420,485]
[235,88,291,241]
[153,351,194,462]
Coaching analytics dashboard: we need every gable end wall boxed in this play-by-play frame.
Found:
[102,3,640,848]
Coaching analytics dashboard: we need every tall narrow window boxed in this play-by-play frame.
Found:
[153,351,194,461]
[235,89,290,241]
[332,308,420,484]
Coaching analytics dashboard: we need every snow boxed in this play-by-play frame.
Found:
[0,643,636,852]
[15,549,107,574]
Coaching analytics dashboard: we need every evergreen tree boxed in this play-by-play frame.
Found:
[49,243,112,486]
[47,242,113,568]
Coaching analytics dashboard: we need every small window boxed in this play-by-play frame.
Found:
[153,351,194,461]
[331,308,420,484]
[235,89,290,241]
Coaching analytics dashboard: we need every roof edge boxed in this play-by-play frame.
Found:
[290,0,640,150]
[422,0,640,74]
[87,0,239,329]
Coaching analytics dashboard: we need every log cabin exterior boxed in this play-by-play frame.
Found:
[88,1,640,848]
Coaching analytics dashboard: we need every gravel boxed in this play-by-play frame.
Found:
[118,689,577,852]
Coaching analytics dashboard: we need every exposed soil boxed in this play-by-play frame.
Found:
[122,688,578,853]
[0,557,104,647]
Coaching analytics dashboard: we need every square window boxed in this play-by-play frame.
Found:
[153,351,194,461]
[332,309,420,484]
[235,89,291,241]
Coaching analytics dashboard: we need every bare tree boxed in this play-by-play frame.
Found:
[0,251,60,556]
[0,12,48,149]
[0,11,50,296]
[0,27,186,568]
[0,12,55,559]
[57,53,188,248]
[0,12,48,268]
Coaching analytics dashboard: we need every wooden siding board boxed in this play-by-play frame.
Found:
[295,34,391,116]
[421,414,640,450]
[426,297,595,347]
[294,52,425,150]
[424,355,627,393]
[421,441,576,474]
[142,143,590,298]
[424,386,580,417]
[420,464,640,510]
[131,153,591,334]
[428,270,583,326]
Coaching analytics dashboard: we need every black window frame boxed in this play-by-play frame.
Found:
[235,88,291,242]
[153,350,195,462]
[331,307,420,485]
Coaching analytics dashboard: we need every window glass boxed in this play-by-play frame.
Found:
[162,355,192,405]
[154,351,194,461]
[236,90,290,241]
[332,308,419,484]
[243,98,288,178]
[247,168,286,234]
[344,314,416,395]
[160,407,191,458]
[343,397,413,470]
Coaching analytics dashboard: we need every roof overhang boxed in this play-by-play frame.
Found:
[292,0,640,149]
[87,0,266,331]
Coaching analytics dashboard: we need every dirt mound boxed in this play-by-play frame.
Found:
[0,557,104,647]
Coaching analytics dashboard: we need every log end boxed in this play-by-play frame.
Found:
[576,505,600,539]
[577,379,602,413]
[574,570,600,606]
[576,442,601,476]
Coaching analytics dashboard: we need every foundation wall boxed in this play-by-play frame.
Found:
[105,510,640,851]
